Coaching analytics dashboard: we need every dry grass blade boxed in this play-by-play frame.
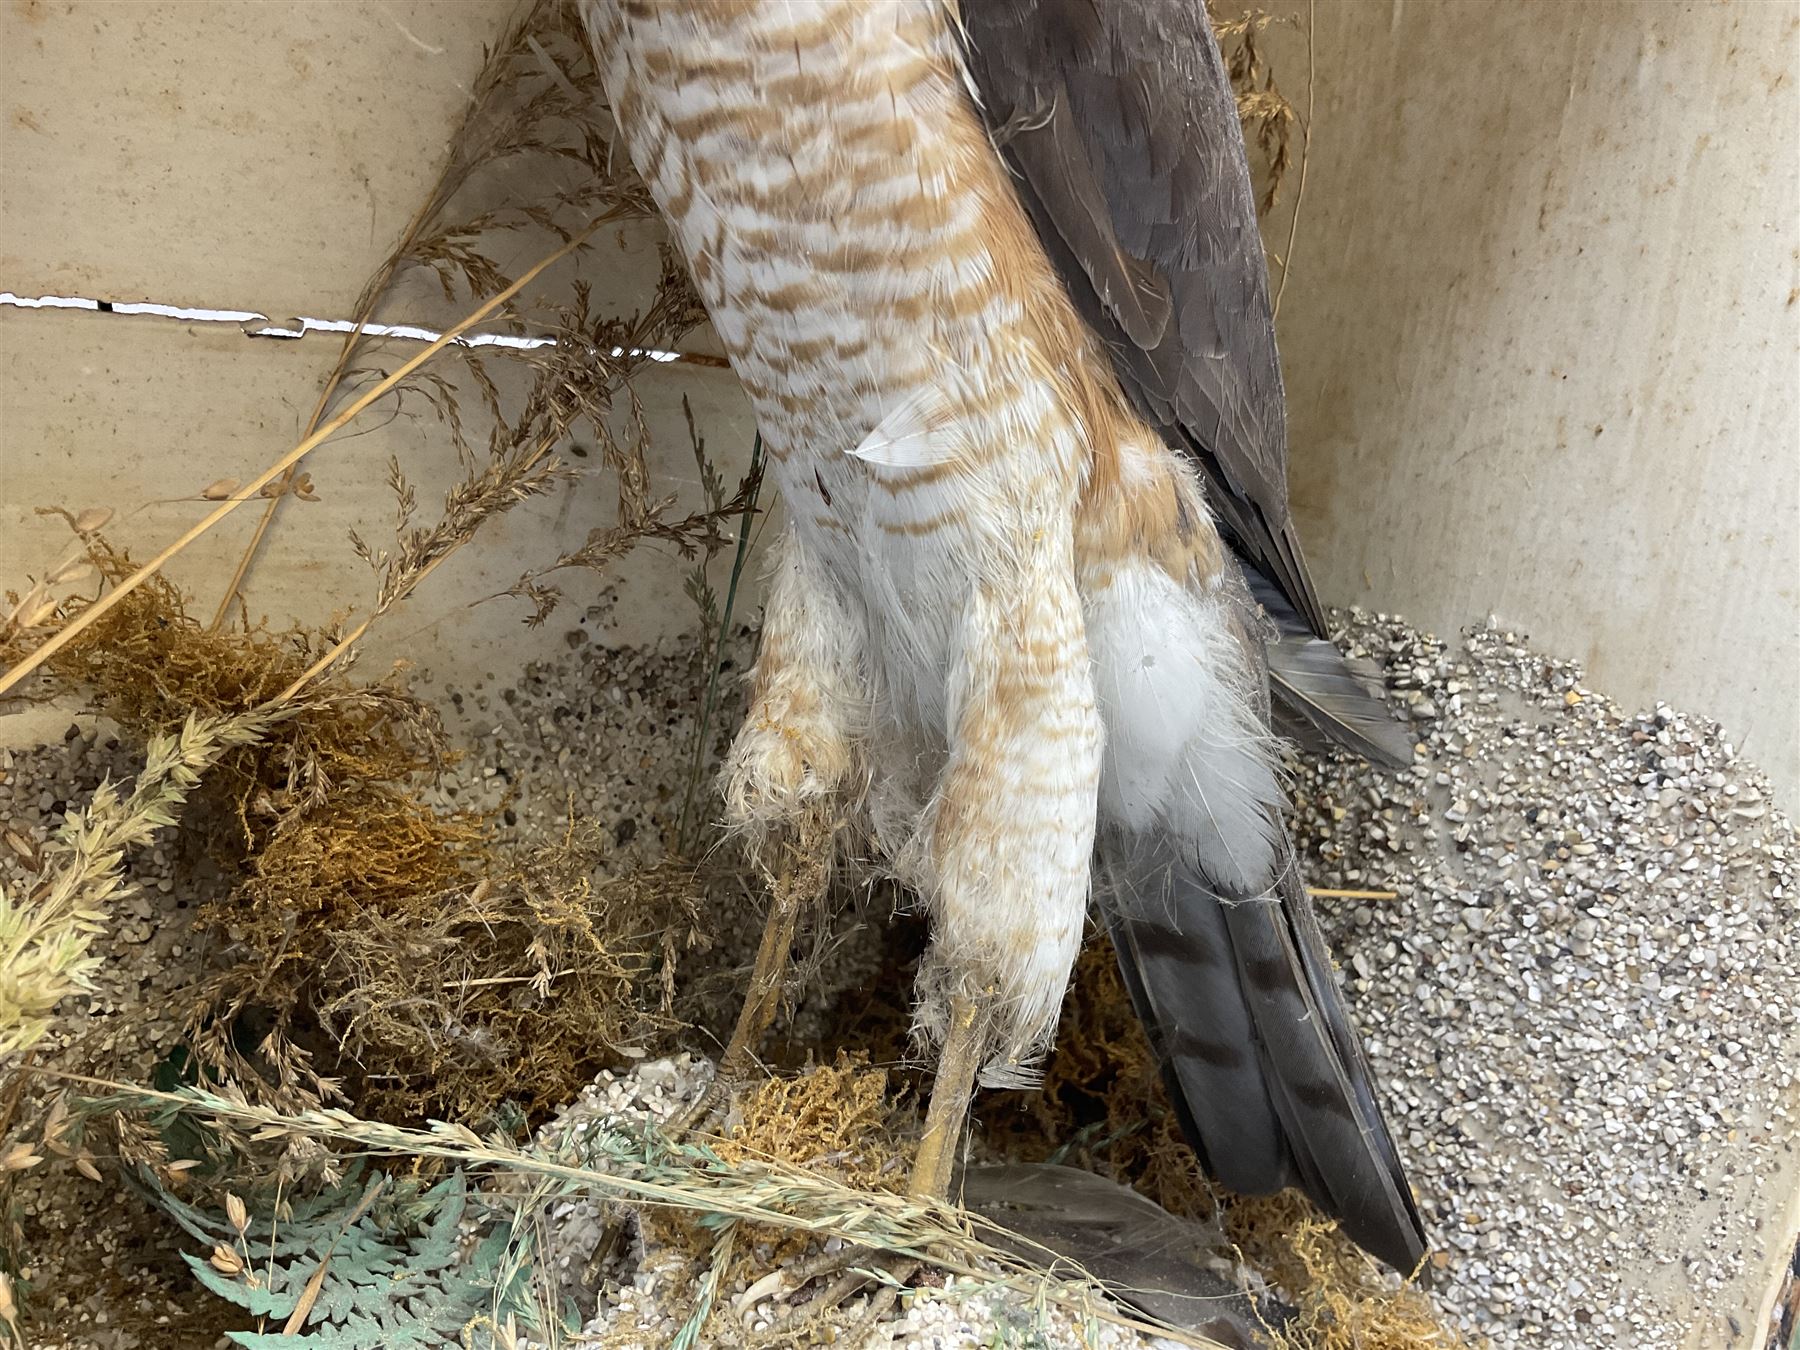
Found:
[0,217,613,705]
[280,1175,386,1334]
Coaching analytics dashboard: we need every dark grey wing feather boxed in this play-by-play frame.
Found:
[962,0,1412,769]
[959,0,1323,633]
[1098,592,1425,1271]
[960,0,1428,1272]
[962,1164,1278,1346]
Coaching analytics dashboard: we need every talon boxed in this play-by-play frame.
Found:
[754,1248,924,1345]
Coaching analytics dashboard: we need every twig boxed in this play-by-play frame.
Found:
[207,231,425,633]
[1271,0,1315,322]
[0,217,614,704]
[441,970,573,991]
[1306,888,1400,901]
[263,1174,286,1324]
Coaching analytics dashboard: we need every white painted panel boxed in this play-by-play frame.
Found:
[1262,0,1799,805]
[2,0,517,318]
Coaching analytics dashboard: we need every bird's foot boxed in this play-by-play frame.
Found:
[747,1244,934,1347]
[744,999,980,1345]
[664,1061,739,1140]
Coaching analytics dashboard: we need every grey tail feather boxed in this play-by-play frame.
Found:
[1267,637,1416,770]
[1240,566,1414,770]
[1097,825,1428,1274]
[961,1164,1275,1347]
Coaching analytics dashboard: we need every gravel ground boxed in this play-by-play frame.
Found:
[1291,614,1798,1350]
[415,618,756,860]
[7,608,1796,1348]
[417,619,889,1053]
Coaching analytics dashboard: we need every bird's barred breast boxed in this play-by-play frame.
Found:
[588,0,1226,724]
[592,5,1068,477]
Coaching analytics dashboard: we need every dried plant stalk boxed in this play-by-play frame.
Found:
[0,221,609,706]
[209,0,662,626]
[1208,4,1302,215]
[80,1078,1227,1350]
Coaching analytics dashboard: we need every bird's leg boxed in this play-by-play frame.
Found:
[714,842,810,1084]
[756,1006,982,1347]
[783,996,976,1334]
[675,806,834,1134]
[907,992,984,1201]
[761,564,1101,1341]
[902,560,1101,1149]
[679,530,860,1131]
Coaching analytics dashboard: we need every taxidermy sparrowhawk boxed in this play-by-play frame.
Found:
[584,0,1428,1274]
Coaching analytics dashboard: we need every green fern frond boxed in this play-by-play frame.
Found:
[151,1167,544,1348]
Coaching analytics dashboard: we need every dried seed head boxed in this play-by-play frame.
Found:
[226,1192,249,1233]
[72,507,113,533]
[4,582,47,625]
[2,829,39,872]
[40,1094,69,1142]
[201,477,241,501]
[73,1153,102,1183]
[209,1244,245,1277]
[8,581,59,629]
[0,1143,42,1173]
[47,558,96,586]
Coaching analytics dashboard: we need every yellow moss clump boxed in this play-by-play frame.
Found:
[646,1052,913,1281]
[3,540,457,860]
[713,1052,910,1193]
[1226,1194,1460,1350]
